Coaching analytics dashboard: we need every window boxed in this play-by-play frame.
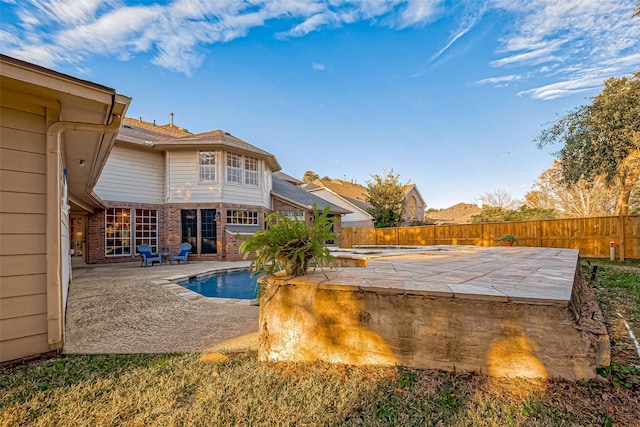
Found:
[279,210,305,221]
[199,151,216,182]
[181,210,198,253]
[201,209,217,254]
[134,209,158,253]
[105,208,131,256]
[245,156,259,186]
[226,153,242,183]
[226,210,259,225]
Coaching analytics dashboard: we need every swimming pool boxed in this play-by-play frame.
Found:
[181,269,261,299]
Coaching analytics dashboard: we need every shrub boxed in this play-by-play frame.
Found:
[239,205,337,277]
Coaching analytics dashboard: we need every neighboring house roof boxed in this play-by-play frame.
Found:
[273,171,303,186]
[308,179,369,202]
[403,184,426,205]
[115,118,281,172]
[342,196,371,213]
[272,177,351,215]
[306,179,372,212]
[425,203,482,224]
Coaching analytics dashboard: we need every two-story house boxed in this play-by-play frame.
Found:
[83,118,346,264]
[83,117,280,262]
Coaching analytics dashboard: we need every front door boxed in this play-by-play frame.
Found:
[70,215,86,264]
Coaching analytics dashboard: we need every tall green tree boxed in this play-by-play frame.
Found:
[302,170,320,184]
[536,72,640,215]
[366,169,406,228]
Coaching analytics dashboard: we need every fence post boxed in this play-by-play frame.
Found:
[537,220,542,248]
[620,215,626,261]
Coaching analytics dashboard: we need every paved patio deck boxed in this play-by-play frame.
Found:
[64,246,581,356]
[327,245,579,305]
[64,261,259,355]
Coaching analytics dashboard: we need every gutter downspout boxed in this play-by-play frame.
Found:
[45,114,121,351]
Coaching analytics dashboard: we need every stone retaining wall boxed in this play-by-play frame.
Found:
[258,268,609,380]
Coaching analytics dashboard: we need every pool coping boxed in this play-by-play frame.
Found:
[154,266,260,305]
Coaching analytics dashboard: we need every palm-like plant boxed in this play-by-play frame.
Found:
[240,205,337,277]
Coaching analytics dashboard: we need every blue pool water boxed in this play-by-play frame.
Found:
[182,270,261,299]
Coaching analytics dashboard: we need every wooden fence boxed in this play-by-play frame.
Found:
[339,215,640,260]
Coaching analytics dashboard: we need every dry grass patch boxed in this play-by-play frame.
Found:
[2,259,639,426]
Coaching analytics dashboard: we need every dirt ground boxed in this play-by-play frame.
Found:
[64,261,259,355]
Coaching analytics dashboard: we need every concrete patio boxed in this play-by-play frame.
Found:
[64,260,258,355]
[64,246,609,379]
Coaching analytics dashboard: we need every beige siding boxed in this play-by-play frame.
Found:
[0,105,49,363]
[167,150,269,207]
[1,274,46,298]
[95,145,164,204]
[1,294,48,320]
[262,168,273,206]
[0,314,48,341]
[0,169,47,194]
[0,213,46,234]
[0,234,46,255]
[167,151,221,202]
[221,182,265,206]
[0,334,49,362]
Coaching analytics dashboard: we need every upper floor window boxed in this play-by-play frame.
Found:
[199,151,216,182]
[226,210,259,225]
[245,156,259,186]
[226,153,242,183]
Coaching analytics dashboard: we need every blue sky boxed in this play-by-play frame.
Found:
[2,0,639,209]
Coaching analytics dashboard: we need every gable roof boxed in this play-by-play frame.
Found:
[273,171,303,186]
[115,118,281,171]
[272,176,350,215]
[425,202,482,224]
[306,179,369,201]
[118,117,191,145]
[403,184,426,205]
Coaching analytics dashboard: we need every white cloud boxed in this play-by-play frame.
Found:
[4,0,442,74]
[312,62,326,71]
[395,0,442,28]
[430,9,481,62]
[475,74,524,86]
[485,0,640,98]
[279,12,340,38]
[2,0,638,94]
[517,75,604,100]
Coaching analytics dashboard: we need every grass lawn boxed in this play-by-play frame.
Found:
[2,260,639,426]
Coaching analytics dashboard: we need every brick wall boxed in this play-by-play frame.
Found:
[87,199,341,263]
[86,202,165,264]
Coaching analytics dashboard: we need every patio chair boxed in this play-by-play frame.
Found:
[137,244,161,267]
[170,243,192,265]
